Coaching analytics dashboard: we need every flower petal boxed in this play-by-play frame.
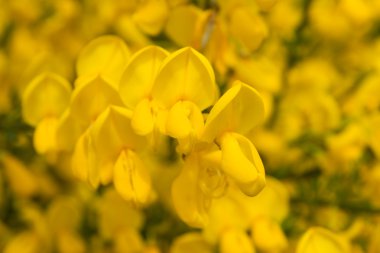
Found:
[56,109,87,152]
[165,5,202,46]
[296,227,350,253]
[171,155,210,228]
[90,106,147,156]
[229,7,268,52]
[76,36,130,88]
[33,117,59,154]
[220,132,265,197]
[132,0,169,36]
[171,233,213,253]
[131,98,155,136]
[22,72,71,126]
[70,75,123,125]
[166,101,193,139]
[113,150,152,205]
[152,47,218,110]
[71,130,93,185]
[220,228,255,253]
[203,81,265,142]
[119,46,168,109]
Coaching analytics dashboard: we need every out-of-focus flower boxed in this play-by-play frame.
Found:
[75,36,130,89]
[3,231,41,253]
[251,216,288,252]
[72,106,152,205]
[1,153,38,197]
[119,45,169,136]
[220,228,255,253]
[296,227,351,253]
[152,47,218,151]
[171,81,266,227]
[22,72,71,154]
[170,232,213,253]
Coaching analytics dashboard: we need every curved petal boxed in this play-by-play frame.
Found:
[33,117,59,154]
[296,227,350,253]
[152,47,218,110]
[3,231,40,253]
[132,0,169,35]
[167,100,204,139]
[165,5,202,46]
[70,75,123,125]
[171,155,210,228]
[90,106,147,157]
[22,72,71,126]
[76,35,130,88]
[166,101,194,139]
[251,217,288,252]
[229,7,268,52]
[119,46,169,109]
[220,228,255,253]
[56,109,87,152]
[202,81,265,142]
[113,150,152,205]
[2,153,38,198]
[131,98,155,136]
[170,233,213,253]
[220,132,265,197]
[71,130,93,184]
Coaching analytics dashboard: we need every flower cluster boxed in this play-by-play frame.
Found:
[1,0,380,252]
[21,36,266,229]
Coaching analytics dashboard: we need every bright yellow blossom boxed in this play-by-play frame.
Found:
[22,72,71,154]
[297,227,351,253]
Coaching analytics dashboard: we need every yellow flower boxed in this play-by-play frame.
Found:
[56,231,85,253]
[171,154,211,227]
[113,228,145,253]
[171,81,266,227]
[3,231,41,253]
[46,197,85,253]
[119,45,169,135]
[1,153,38,198]
[72,106,151,205]
[170,233,213,253]
[220,228,255,253]
[152,47,218,151]
[297,227,351,253]
[22,72,71,154]
[165,5,204,47]
[227,6,268,53]
[202,81,266,196]
[96,189,144,239]
[251,216,288,252]
[132,0,169,36]
[164,4,241,75]
[70,74,123,126]
[203,192,249,244]
[76,35,130,89]
[268,0,303,39]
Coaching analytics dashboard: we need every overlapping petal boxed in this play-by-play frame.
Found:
[152,47,218,110]
[70,75,123,125]
[76,36,130,88]
[297,227,350,253]
[132,0,169,36]
[171,155,210,228]
[119,46,168,109]
[22,72,71,126]
[202,81,265,142]
[220,132,265,196]
[113,149,152,205]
